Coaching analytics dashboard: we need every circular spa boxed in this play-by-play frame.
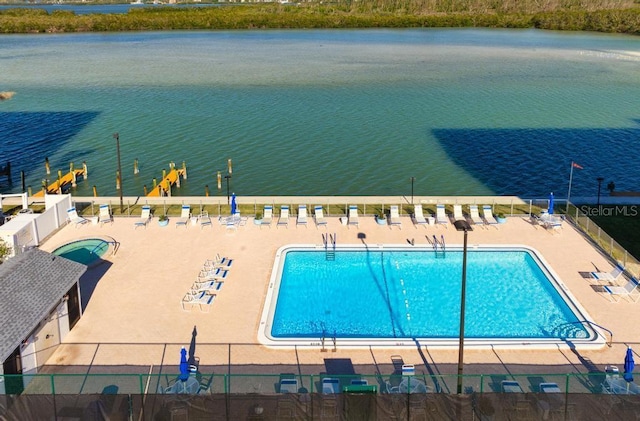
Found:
[259,245,606,349]
[52,238,112,267]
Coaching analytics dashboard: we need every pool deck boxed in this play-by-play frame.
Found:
[38,210,639,390]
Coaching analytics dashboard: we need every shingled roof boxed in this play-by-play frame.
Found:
[0,248,86,362]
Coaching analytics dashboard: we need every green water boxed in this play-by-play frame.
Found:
[2,29,639,198]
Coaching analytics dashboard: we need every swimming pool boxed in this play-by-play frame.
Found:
[52,238,111,267]
[259,245,604,349]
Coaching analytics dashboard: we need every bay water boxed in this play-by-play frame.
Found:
[1,29,639,198]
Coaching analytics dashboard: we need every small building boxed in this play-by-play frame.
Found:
[0,248,86,394]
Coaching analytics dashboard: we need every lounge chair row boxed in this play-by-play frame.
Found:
[590,265,640,302]
[134,205,213,229]
[67,205,113,227]
[413,204,500,228]
[181,254,232,312]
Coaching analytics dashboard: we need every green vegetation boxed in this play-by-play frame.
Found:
[0,239,10,263]
[0,1,639,34]
[581,205,640,260]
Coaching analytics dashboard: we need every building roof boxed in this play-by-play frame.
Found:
[0,248,86,362]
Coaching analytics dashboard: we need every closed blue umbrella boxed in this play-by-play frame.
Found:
[179,347,189,381]
[624,347,635,382]
[230,193,237,215]
[548,192,554,215]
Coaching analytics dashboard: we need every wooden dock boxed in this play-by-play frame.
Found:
[147,168,187,197]
[33,169,86,197]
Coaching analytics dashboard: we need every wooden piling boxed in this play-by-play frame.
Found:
[182,161,187,179]
[205,185,210,197]
[82,161,88,179]
[134,158,139,175]
[217,171,221,190]
[93,185,98,197]
[228,158,232,175]
[116,170,121,190]
[45,157,50,175]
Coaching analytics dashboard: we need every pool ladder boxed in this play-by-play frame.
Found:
[322,233,336,261]
[432,235,446,258]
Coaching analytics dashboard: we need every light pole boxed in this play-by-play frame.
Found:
[410,176,415,205]
[113,133,123,213]
[454,219,472,394]
[597,177,604,206]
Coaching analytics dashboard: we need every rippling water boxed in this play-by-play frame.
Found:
[1,29,639,198]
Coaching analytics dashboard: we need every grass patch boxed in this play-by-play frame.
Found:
[577,205,640,261]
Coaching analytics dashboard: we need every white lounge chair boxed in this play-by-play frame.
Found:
[389,205,402,229]
[261,205,273,228]
[199,211,212,228]
[348,205,359,228]
[175,205,191,228]
[539,382,561,393]
[297,205,308,227]
[604,279,640,302]
[181,291,215,312]
[322,378,341,394]
[468,205,484,226]
[134,205,151,229]
[412,205,428,227]
[452,205,465,222]
[279,378,299,393]
[204,254,233,270]
[278,205,289,228]
[592,266,624,284]
[314,205,327,228]
[190,280,223,294]
[435,204,449,227]
[67,207,88,227]
[501,380,524,393]
[198,267,229,282]
[482,205,499,226]
[99,204,113,226]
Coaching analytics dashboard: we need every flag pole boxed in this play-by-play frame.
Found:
[566,161,575,212]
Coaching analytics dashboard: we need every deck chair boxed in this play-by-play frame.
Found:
[348,205,359,228]
[134,205,151,229]
[322,378,341,394]
[468,205,484,226]
[297,205,308,227]
[181,291,215,312]
[314,205,327,228]
[279,378,299,393]
[482,205,499,226]
[389,205,402,229]
[413,204,428,227]
[453,204,465,222]
[204,253,233,270]
[199,211,212,228]
[190,280,223,295]
[501,380,524,393]
[435,204,449,227]
[592,266,624,284]
[99,204,113,226]
[198,267,229,282]
[67,207,88,227]
[261,205,273,228]
[278,205,290,228]
[603,278,640,302]
[175,205,191,228]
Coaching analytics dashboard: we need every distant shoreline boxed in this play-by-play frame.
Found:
[0,3,639,35]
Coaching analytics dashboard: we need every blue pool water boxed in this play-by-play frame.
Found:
[53,238,109,266]
[269,247,590,341]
